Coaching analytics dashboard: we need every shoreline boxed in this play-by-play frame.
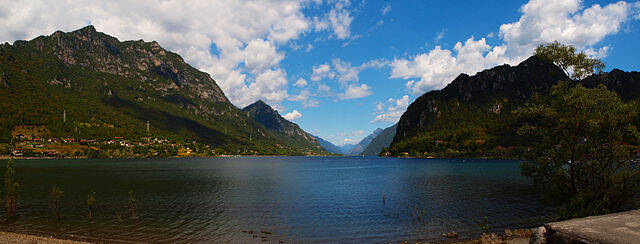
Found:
[0,228,534,243]
[0,231,88,244]
[0,154,354,160]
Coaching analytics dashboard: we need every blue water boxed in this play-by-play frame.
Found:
[0,156,553,242]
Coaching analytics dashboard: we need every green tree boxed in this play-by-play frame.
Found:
[535,41,605,80]
[515,82,640,218]
[128,190,137,219]
[86,191,96,221]
[4,158,19,217]
[50,185,64,220]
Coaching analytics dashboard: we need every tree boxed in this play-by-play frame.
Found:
[515,82,640,218]
[535,41,605,80]
[50,185,64,220]
[4,158,19,217]
[86,191,96,221]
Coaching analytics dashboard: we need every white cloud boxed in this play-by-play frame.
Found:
[293,78,308,87]
[390,0,639,95]
[283,110,302,120]
[311,63,334,81]
[242,39,284,74]
[0,0,347,108]
[288,89,319,107]
[231,68,289,106]
[343,138,357,144]
[312,58,387,83]
[499,0,636,58]
[381,3,391,15]
[372,95,410,123]
[339,83,372,100]
[313,0,353,39]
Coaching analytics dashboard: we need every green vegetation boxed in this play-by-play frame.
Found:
[0,26,326,157]
[87,191,96,221]
[516,82,640,218]
[535,41,605,80]
[50,185,63,220]
[480,216,491,234]
[385,42,640,217]
[128,190,137,219]
[4,158,19,217]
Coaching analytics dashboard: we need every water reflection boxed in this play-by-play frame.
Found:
[1,156,553,242]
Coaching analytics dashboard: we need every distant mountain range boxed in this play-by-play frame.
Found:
[0,26,323,155]
[386,55,640,158]
[312,135,344,155]
[360,124,396,156]
[348,128,382,155]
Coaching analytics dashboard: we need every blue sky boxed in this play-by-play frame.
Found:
[1,0,639,145]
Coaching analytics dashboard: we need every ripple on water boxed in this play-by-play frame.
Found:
[1,157,554,242]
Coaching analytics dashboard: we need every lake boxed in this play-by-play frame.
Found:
[0,156,553,242]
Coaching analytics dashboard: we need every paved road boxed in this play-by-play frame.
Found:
[545,209,640,244]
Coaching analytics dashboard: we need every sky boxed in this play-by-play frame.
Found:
[1,0,639,145]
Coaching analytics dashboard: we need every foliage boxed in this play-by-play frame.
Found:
[515,82,640,218]
[4,158,19,217]
[480,216,491,234]
[0,26,324,156]
[87,190,96,221]
[535,41,605,80]
[128,190,137,219]
[50,185,64,220]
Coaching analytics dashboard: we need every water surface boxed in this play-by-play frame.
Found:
[1,156,553,242]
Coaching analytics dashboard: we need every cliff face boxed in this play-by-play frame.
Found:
[389,55,640,158]
[0,25,315,154]
[242,100,325,154]
[580,69,640,102]
[393,56,569,144]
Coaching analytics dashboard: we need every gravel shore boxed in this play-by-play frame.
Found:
[0,232,88,244]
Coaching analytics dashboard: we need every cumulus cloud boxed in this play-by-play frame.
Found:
[311,63,334,81]
[293,78,308,87]
[314,0,354,39]
[288,89,319,107]
[390,0,639,95]
[0,0,354,108]
[283,110,302,120]
[309,58,386,100]
[372,95,410,123]
[339,83,372,100]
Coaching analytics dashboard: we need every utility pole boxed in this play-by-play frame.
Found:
[63,110,66,123]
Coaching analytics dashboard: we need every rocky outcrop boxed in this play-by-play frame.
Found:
[0,25,316,153]
[242,100,325,153]
[393,56,569,144]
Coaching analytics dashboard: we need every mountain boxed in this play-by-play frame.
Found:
[347,128,383,155]
[242,100,326,155]
[387,55,640,158]
[0,25,313,155]
[360,124,397,156]
[312,135,343,154]
[580,69,640,102]
[339,144,357,154]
